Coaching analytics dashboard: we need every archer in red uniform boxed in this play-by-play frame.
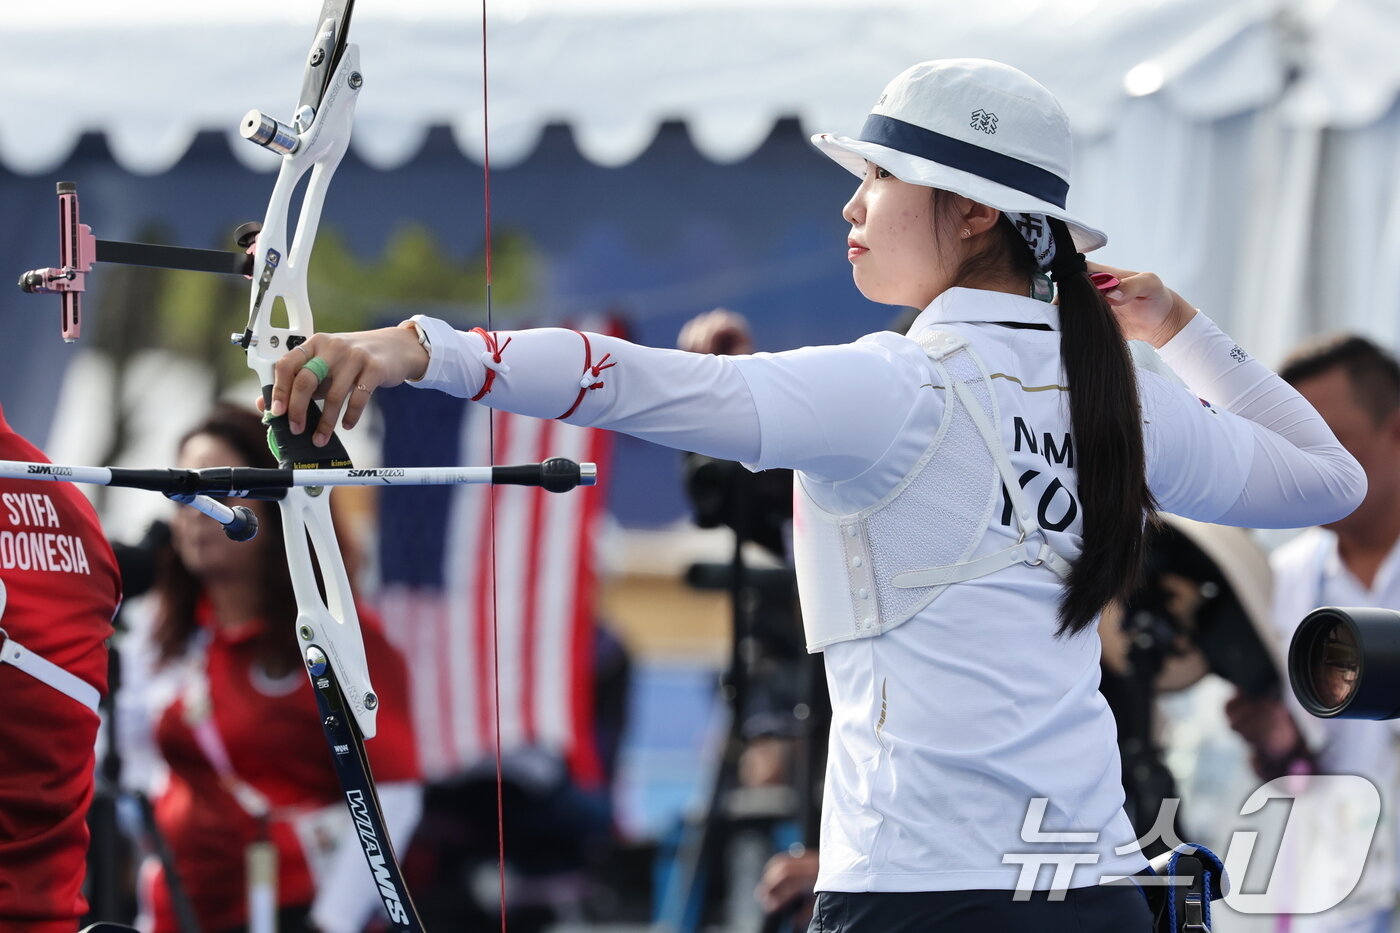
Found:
[0,404,122,933]
[128,405,420,933]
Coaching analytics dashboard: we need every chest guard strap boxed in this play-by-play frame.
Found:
[891,331,1071,588]
[0,630,100,712]
[793,330,1074,652]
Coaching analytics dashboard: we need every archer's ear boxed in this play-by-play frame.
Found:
[961,201,1003,237]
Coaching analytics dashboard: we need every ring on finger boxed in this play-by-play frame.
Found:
[302,355,330,384]
[355,383,371,394]
[296,344,312,359]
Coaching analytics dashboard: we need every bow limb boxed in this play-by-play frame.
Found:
[240,4,424,929]
[240,42,361,387]
[241,38,379,740]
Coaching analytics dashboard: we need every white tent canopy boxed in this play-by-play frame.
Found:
[1,0,1376,175]
[5,0,1400,362]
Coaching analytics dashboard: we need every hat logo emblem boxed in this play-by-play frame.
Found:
[970,109,998,134]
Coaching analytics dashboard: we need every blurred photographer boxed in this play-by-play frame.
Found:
[678,310,819,931]
[678,308,805,740]
[1099,515,1284,855]
[1231,335,1400,931]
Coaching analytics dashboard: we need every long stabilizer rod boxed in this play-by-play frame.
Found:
[0,458,596,541]
[0,458,596,496]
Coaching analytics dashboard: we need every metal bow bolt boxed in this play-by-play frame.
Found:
[12,2,589,929]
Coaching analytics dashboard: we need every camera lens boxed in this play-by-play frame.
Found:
[1290,607,1400,720]
[1306,617,1360,710]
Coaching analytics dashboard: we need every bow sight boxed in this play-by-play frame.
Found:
[17,0,357,345]
[17,181,255,342]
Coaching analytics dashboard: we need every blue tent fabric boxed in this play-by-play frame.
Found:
[1,121,861,528]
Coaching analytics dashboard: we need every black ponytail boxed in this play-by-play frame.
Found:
[1048,219,1156,636]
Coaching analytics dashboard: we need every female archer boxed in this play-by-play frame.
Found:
[263,59,1364,930]
[130,405,421,933]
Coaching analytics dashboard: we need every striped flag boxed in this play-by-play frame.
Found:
[376,317,620,786]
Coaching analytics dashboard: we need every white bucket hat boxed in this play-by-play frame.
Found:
[812,59,1107,253]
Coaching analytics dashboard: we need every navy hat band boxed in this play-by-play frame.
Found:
[859,114,1069,208]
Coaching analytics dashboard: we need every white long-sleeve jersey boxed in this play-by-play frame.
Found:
[406,287,1363,893]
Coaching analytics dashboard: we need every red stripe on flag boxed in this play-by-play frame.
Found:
[428,594,454,778]
[433,585,457,770]
[414,315,623,780]
[476,412,511,755]
[380,588,451,778]
[519,415,556,745]
[564,394,612,788]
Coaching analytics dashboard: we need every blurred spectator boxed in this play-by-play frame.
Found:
[1229,334,1400,931]
[754,845,819,928]
[126,404,421,933]
[0,403,122,933]
[678,309,821,931]
[676,308,756,358]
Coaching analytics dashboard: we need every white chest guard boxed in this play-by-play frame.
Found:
[794,330,1073,652]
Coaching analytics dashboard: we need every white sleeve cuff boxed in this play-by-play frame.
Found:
[404,314,487,398]
[1155,311,1255,408]
[1151,310,1365,528]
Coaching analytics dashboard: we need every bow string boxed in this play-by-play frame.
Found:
[477,3,513,931]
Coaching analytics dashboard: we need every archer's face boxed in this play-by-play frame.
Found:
[171,433,269,581]
[842,163,956,309]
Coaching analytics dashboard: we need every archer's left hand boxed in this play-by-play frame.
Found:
[263,325,428,446]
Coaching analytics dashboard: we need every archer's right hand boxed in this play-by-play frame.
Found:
[1088,262,1197,348]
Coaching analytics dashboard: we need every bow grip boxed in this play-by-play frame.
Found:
[261,386,352,470]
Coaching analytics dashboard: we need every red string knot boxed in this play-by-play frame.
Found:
[558,332,614,419]
[579,353,616,389]
[469,327,511,402]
